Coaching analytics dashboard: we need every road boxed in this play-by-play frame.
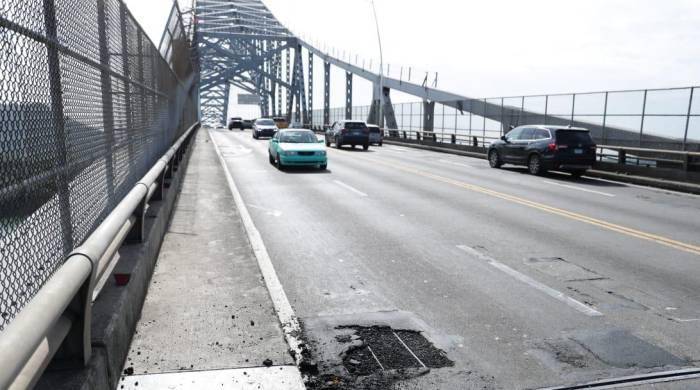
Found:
[209,128,700,389]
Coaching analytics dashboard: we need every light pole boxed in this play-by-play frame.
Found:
[370,0,384,128]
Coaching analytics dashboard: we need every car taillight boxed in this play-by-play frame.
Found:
[341,128,348,134]
[548,143,569,152]
[590,145,597,150]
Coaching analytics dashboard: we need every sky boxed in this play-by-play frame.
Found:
[125,0,700,119]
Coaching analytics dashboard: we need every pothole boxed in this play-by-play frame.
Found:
[339,326,453,376]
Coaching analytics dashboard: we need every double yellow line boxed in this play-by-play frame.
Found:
[352,153,700,256]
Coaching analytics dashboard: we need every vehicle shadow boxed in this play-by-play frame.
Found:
[280,167,333,175]
[333,147,376,153]
[499,167,627,188]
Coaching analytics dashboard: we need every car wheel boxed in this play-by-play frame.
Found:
[570,170,585,179]
[326,139,331,147]
[269,152,274,165]
[335,137,342,149]
[528,154,545,175]
[363,144,369,151]
[379,142,383,147]
[276,155,284,170]
[320,163,327,170]
[488,149,502,168]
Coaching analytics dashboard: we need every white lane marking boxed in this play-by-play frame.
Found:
[457,245,604,317]
[383,146,408,152]
[209,129,307,372]
[438,159,473,168]
[543,180,615,197]
[587,176,700,199]
[247,204,282,217]
[334,180,368,197]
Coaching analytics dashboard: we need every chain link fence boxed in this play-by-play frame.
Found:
[0,0,198,331]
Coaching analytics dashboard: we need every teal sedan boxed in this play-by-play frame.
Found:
[268,129,328,170]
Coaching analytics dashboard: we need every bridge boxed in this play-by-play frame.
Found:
[1,0,700,389]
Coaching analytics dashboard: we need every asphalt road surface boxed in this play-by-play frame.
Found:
[209,128,700,389]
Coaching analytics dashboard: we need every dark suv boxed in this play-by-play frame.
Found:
[228,117,244,130]
[325,120,370,150]
[488,125,596,177]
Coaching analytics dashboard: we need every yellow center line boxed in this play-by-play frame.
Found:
[334,150,700,256]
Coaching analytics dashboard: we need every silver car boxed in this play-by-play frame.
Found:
[252,118,278,139]
[368,124,383,146]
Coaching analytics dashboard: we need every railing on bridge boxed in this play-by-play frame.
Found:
[0,0,198,387]
[313,86,700,152]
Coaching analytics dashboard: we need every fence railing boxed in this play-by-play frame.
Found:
[0,0,198,386]
[310,85,700,152]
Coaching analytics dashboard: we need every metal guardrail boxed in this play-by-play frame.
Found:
[0,122,199,390]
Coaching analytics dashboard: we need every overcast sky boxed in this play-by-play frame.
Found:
[125,0,700,117]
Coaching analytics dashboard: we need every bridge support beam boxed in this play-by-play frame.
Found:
[368,85,398,130]
[382,88,398,130]
[308,51,313,127]
[285,48,291,120]
[345,72,353,120]
[323,61,330,126]
[423,100,435,133]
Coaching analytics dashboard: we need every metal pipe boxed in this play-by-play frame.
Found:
[10,315,72,390]
[0,255,92,389]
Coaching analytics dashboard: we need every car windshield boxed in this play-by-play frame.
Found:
[279,131,317,143]
[256,119,275,126]
[556,130,593,144]
[345,122,367,130]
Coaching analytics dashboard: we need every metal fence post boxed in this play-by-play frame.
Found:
[42,0,92,367]
[500,97,505,135]
[544,95,549,125]
[97,0,116,206]
[120,2,136,175]
[639,89,648,147]
[602,91,609,145]
[570,93,576,125]
[683,87,694,150]
[482,99,486,148]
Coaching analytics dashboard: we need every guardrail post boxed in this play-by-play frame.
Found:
[152,170,166,201]
[51,255,95,368]
[682,153,691,171]
[451,134,456,144]
[403,131,407,139]
[127,196,147,244]
[619,149,627,165]
[473,136,478,147]
[416,131,421,141]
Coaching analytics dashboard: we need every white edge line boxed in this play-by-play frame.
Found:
[457,245,603,317]
[543,180,615,197]
[209,130,307,373]
[333,180,368,197]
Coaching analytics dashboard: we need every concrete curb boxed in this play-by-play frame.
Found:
[383,139,700,195]
[36,129,198,390]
